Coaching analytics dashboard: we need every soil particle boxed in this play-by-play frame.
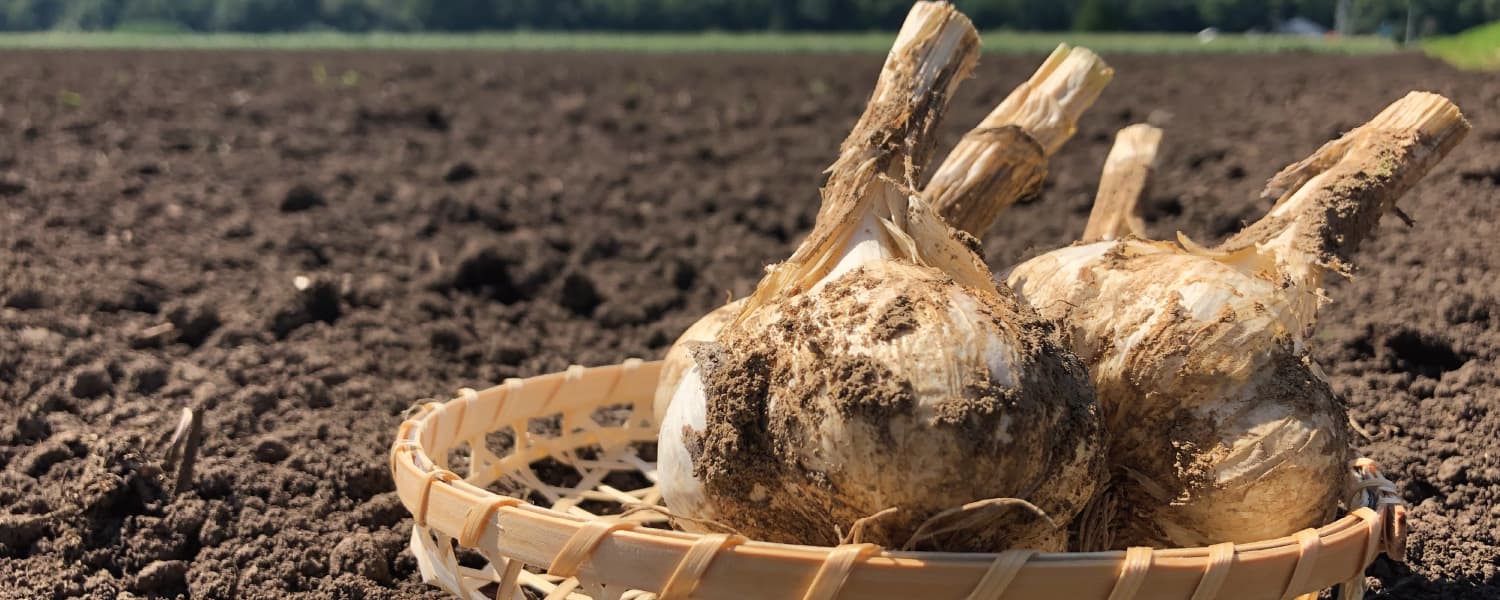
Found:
[271,277,343,338]
[686,342,779,505]
[822,356,916,436]
[0,175,27,196]
[330,532,393,585]
[68,366,114,400]
[443,161,478,184]
[4,287,51,310]
[870,294,919,341]
[253,437,293,463]
[559,271,605,316]
[166,301,223,347]
[281,183,327,212]
[17,436,83,477]
[131,559,190,594]
[0,514,51,554]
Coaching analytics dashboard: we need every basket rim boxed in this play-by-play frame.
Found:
[389,359,1407,600]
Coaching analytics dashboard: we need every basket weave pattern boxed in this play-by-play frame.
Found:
[389,360,1407,600]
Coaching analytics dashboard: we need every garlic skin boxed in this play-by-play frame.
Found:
[1008,238,1347,548]
[654,299,741,425]
[661,209,1101,551]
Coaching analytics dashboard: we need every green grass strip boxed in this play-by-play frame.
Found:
[0,30,1398,55]
[1425,21,1500,69]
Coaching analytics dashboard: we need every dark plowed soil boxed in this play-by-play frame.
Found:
[1,50,1496,599]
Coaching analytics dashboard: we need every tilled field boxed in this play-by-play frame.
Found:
[1,50,1497,599]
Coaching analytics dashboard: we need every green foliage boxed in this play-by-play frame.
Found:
[1073,0,1122,31]
[0,0,1492,35]
[1425,20,1500,68]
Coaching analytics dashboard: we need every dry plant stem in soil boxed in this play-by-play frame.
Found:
[1080,123,1162,243]
[658,1,1104,552]
[652,42,1113,424]
[1008,91,1469,550]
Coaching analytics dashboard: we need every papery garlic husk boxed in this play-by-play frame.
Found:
[1007,91,1468,549]
[658,2,1104,552]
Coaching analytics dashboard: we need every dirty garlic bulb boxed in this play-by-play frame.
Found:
[657,2,1103,552]
[1007,92,1468,548]
[653,43,1113,425]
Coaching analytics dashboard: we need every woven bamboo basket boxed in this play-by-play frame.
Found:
[388,359,1408,600]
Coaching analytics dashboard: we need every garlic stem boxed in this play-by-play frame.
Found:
[926,44,1114,236]
[1081,124,1161,242]
[738,1,982,319]
[1223,91,1469,268]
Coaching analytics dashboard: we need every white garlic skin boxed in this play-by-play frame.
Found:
[1007,239,1351,548]
[659,215,1102,551]
[654,300,742,426]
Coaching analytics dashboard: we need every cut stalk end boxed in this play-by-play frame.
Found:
[987,44,1115,155]
[1222,91,1469,268]
[926,43,1113,236]
[1082,124,1163,243]
[741,1,981,318]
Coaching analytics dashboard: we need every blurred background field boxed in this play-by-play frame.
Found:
[0,0,1491,65]
[0,29,1402,54]
[1424,21,1500,68]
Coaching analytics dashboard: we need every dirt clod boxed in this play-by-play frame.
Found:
[131,559,190,594]
[443,162,478,184]
[330,533,392,585]
[69,366,114,399]
[253,437,292,463]
[281,183,327,212]
[0,514,51,554]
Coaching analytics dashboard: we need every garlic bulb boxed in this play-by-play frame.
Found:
[1007,92,1469,548]
[653,43,1112,425]
[658,2,1103,552]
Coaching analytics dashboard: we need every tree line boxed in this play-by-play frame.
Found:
[1,0,1493,35]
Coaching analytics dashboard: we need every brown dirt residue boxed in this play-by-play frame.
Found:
[1221,125,1466,274]
[684,341,785,506]
[821,356,916,444]
[870,294,919,341]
